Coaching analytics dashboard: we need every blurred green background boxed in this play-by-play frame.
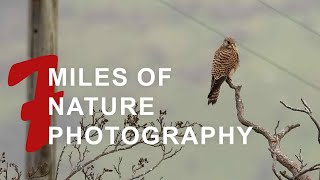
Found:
[1,0,320,179]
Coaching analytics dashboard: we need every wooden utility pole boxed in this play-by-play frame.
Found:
[27,0,58,179]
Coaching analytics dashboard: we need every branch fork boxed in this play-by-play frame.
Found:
[226,80,319,180]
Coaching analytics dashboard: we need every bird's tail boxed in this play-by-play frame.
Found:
[207,87,221,105]
[207,76,226,105]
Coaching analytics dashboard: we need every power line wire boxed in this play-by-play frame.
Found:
[156,0,320,91]
[258,0,320,38]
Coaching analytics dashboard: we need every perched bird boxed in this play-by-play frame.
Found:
[207,37,239,105]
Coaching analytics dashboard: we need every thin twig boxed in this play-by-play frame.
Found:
[280,99,320,144]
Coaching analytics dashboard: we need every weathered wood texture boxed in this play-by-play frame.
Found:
[27,0,58,179]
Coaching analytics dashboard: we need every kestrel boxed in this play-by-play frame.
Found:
[207,37,239,105]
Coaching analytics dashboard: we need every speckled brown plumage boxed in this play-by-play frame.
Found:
[208,37,239,105]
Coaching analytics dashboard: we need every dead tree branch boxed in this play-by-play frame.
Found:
[226,80,319,180]
[280,99,320,144]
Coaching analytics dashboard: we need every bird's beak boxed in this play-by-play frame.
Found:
[232,44,238,52]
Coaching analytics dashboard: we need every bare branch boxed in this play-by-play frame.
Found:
[277,124,300,140]
[293,164,320,179]
[271,150,283,180]
[295,149,307,170]
[275,121,280,135]
[280,99,320,144]
[280,171,292,180]
[113,157,123,179]
[227,80,313,180]
[226,80,274,140]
